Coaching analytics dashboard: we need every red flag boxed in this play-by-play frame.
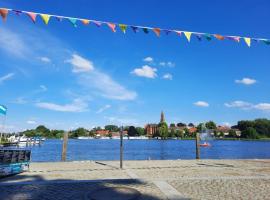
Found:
[26,12,37,23]
[107,23,116,32]
[153,28,161,37]
[0,8,8,21]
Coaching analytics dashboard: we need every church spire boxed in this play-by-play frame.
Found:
[160,111,165,123]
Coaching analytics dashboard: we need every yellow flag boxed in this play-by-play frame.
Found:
[119,24,127,33]
[184,32,192,42]
[40,14,50,25]
[244,37,251,47]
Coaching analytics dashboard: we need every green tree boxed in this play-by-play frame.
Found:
[104,125,119,132]
[169,128,176,138]
[170,123,176,128]
[242,127,259,139]
[205,121,217,130]
[196,123,204,132]
[177,122,186,127]
[36,125,51,138]
[128,126,138,136]
[158,122,168,139]
[136,127,145,136]
[188,123,195,127]
[228,130,237,137]
[175,130,183,138]
[70,128,88,138]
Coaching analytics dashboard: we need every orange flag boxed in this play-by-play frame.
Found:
[153,28,161,37]
[0,8,8,21]
[214,34,225,40]
[26,12,37,23]
[81,19,90,25]
[107,23,116,32]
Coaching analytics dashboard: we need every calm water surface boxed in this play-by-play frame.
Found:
[29,139,270,162]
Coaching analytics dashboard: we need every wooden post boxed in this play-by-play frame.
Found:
[120,127,123,169]
[61,132,68,161]
[196,132,200,159]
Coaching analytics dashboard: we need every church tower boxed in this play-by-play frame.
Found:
[160,111,165,123]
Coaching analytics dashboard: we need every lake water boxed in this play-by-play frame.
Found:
[28,139,270,162]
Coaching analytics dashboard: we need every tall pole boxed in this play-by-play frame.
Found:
[120,126,123,169]
[196,132,200,159]
[61,132,68,161]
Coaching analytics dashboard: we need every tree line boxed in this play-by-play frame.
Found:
[11,118,270,139]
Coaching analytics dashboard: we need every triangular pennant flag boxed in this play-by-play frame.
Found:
[107,23,116,32]
[164,30,171,35]
[214,34,225,40]
[0,8,8,21]
[56,16,63,21]
[184,32,192,42]
[119,24,127,33]
[143,28,149,34]
[229,36,240,42]
[131,26,139,33]
[244,37,251,47]
[204,34,212,41]
[12,9,22,15]
[40,14,51,25]
[92,20,102,27]
[81,19,90,25]
[153,28,161,37]
[263,39,270,45]
[194,34,202,41]
[252,39,260,43]
[175,31,182,36]
[26,12,37,23]
[68,18,77,27]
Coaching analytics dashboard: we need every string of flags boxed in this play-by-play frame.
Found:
[0,8,269,47]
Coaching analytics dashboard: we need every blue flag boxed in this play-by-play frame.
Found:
[0,105,7,115]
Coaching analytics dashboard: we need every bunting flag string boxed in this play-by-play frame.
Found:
[0,7,269,47]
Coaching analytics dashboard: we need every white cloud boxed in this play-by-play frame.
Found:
[194,101,209,107]
[235,78,256,85]
[143,57,153,62]
[66,54,94,73]
[39,85,48,92]
[131,65,157,79]
[0,73,14,84]
[159,61,175,67]
[96,104,111,114]
[79,71,137,100]
[0,28,29,58]
[222,122,231,127]
[162,73,173,80]
[35,98,88,112]
[27,120,37,125]
[105,116,139,126]
[12,97,28,104]
[225,101,270,112]
[224,101,252,109]
[39,56,51,63]
[253,103,270,111]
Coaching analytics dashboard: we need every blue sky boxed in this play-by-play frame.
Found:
[0,0,270,132]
